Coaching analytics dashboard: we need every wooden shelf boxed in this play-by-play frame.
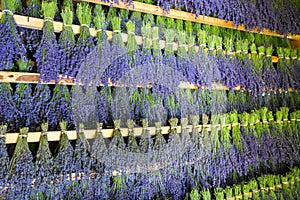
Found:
[0,71,242,90]
[81,0,300,41]
[0,12,295,57]
[4,119,297,144]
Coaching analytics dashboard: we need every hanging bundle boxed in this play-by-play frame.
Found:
[48,85,73,129]
[34,1,59,83]
[54,121,73,176]
[0,83,15,127]
[0,125,9,188]
[34,123,53,197]
[139,118,153,153]
[9,127,34,198]
[13,83,35,129]
[32,84,51,126]
[0,0,28,71]
[73,2,95,85]
[59,6,76,78]
[91,122,107,174]
[21,0,42,56]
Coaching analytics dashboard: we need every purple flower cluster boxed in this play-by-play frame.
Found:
[157,0,300,35]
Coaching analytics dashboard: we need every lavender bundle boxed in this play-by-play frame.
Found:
[9,127,34,199]
[0,0,28,71]
[32,84,51,126]
[139,22,154,87]
[107,17,127,85]
[106,119,126,173]
[126,119,139,153]
[95,87,112,126]
[48,85,73,129]
[229,111,242,150]
[13,83,36,129]
[276,47,293,91]
[211,114,220,153]
[0,83,15,126]
[21,0,42,56]
[53,121,74,199]
[34,1,59,83]
[0,125,9,188]
[58,6,76,78]
[220,113,231,151]
[260,45,279,91]
[139,119,153,155]
[129,11,142,35]
[91,122,107,173]
[34,123,53,196]
[73,2,95,83]
[93,5,111,86]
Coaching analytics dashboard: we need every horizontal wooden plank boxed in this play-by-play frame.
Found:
[0,12,285,60]
[81,0,300,41]
[5,119,295,144]
[5,125,197,143]
[0,71,295,92]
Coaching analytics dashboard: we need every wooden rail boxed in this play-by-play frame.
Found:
[80,0,300,41]
[0,12,295,56]
[0,71,241,90]
[4,119,298,144]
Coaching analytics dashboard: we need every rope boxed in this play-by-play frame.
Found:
[64,23,73,28]
[81,24,90,28]
[19,134,28,138]
[3,9,13,15]
[44,17,53,23]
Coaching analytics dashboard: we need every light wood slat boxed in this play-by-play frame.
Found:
[80,0,300,41]
[0,71,296,91]
[0,12,285,60]
[0,71,241,90]
[4,125,190,143]
[5,119,296,144]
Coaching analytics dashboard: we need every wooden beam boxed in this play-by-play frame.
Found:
[80,0,300,41]
[4,119,295,144]
[0,12,287,59]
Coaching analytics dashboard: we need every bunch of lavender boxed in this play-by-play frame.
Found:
[72,2,95,83]
[139,118,153,153]
[13,83,36,130]
[72,123,91,198]
[260,45,279,91]
[249,43,265,94]
[119,21,138,87]
[93,5,111,85]
[34,123,53,197]
[0,0,28,71]
[0,83,15,127]
[95,87,112,126]
[126,119,139,153]
[105,17,127,85]
[32,84,51,126]
[53,121,74,199]
[0,125,9,190]
[58,6,76,78]
[105,119,126,173]
[34,1,59,83]
[91,122,107,173]
[48,85,73,129]
[71,85,97,129]
[8,127,34,199]
[234,39,252,91]
[20,0,42,56]
[129,11,142,35]
[276,47,294,91]
[138,22,154,87]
